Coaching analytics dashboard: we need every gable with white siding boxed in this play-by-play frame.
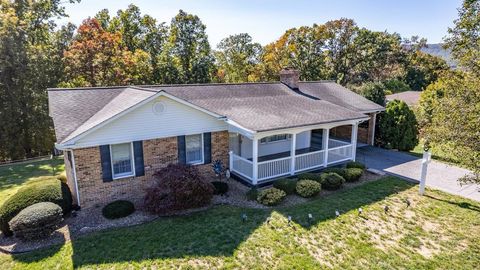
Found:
[74,96,227,148]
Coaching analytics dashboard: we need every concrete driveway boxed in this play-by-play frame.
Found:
[356,146,480,202]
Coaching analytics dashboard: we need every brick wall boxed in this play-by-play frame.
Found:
[330,125,352,140]
[71,131,229,209]
[329,117,372,144]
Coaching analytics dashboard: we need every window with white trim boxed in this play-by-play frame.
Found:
[111,143,134,179]
[186,134,203,164]
[260,134,292,144]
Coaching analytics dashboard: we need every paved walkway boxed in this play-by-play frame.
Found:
[356,146,480,202]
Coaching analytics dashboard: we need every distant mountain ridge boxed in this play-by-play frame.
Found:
[421,43,457,68]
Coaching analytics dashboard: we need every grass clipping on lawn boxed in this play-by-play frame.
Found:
[1,176,480,269]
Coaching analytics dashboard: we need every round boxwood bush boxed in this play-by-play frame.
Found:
[102,200,135,219]
[346,161,366,170]
[0,179,72,236]
[297,173,322,183]
[273,178,297,195]
[343,168,363,182]
[211,181,229,195]
[296,180,321,198]
[246,187,259,201]
[9,202,63,240]
[257,188,286,206]
[320,172,345,190]
[322,167,347,179]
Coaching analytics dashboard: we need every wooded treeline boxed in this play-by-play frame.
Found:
[0,0,477,182]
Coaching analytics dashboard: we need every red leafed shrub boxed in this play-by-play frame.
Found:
[144,164,214,214]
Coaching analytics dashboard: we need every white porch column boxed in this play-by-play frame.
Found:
[351,123,359,161]
[322,128,329,167]
[252,138,258,185]
[290,133,297,175]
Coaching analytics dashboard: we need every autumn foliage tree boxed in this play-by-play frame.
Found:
[61,18,152,87]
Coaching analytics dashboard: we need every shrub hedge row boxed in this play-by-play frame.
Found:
[0,179,72,236]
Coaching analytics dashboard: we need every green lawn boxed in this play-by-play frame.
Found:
[0,157,64,206]
[1,177,479,269]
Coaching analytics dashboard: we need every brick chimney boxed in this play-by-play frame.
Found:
[279,68,300,89]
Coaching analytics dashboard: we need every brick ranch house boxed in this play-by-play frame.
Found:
[48,69,384,209]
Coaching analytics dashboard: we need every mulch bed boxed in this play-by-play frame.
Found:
[0,171,383,254]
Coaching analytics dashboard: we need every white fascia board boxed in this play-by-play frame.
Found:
[225,119,256,139]
[252,118,368,140]
[58,126,228,150]
[360,109,385,114]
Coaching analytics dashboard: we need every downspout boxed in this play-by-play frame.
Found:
[371,113,377,146]
[70,149,81,207]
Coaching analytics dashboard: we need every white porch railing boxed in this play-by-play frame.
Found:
[258,156,291,181]
[295,150,325,172]
[327,145,352,164]
[230,140,354,184]
[231,154,253,180]
[328,138,351,148]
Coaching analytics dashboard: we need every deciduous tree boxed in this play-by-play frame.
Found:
[214,33,262,82]
[0,0,77,160]
[445,0,480,74]
[62,18,152,87]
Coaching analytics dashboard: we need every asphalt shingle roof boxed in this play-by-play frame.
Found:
[298,82,385,113]
[149,83,368,132]
[49,81,382,144]
[386,91,421,106]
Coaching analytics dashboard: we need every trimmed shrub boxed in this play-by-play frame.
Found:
[102,200,135,219]
[246,188,258,201]
[272,178,297,195]
[57,172,67,183]
[323,167,347,179]
[297,173,322,183]
[144,164,214,214]
[296,180,321,198]
[344,168,363,182]
[320,173,345,190]
[9,202,63,240]
[257,188,286,206]
[211,181,229,195]
[378,100,418,151]
[346,161,366,170]
[0,179,72,236]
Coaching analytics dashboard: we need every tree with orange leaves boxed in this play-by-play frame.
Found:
[61,18,152,87]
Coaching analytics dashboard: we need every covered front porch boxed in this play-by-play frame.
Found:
[228,120,361,185]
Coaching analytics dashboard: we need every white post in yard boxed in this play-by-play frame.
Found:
[290,133,297,175]
[228,151,233,171]
[419,151,432,195]
[252,138,258,185]
[322,128,330,167]
[351,123,358,161]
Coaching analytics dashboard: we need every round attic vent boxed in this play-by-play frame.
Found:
[152,101,166,115]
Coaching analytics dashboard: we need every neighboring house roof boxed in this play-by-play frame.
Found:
[48,81,383,145]
[386,91,421,106]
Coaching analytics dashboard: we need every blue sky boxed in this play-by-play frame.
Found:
[61,0,462,48]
